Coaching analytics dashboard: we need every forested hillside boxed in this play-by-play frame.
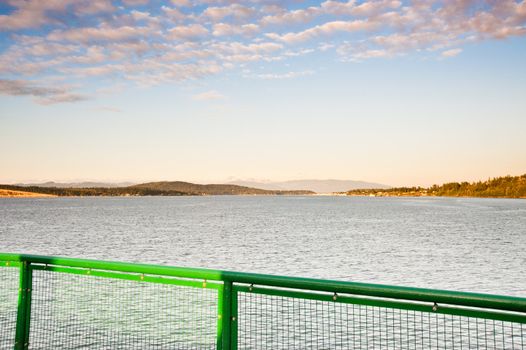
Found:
[130,181,314,195]
[347,174,526,198]
[0,181,314,197]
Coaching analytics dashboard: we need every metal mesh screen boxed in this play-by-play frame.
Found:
[237,291,526,350]
[29,270,218,349]
[0,266,19,350]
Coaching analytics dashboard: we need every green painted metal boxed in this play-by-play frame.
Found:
[0,253,224,281]
[1,252,526,349]
[23,268,32,350]
[2,253,525,315]
[230,288,238,350]
[29,264,222,290]
[14,261,32,350]
[233,284,526,324]
[216,286,224,349]
[1,260,21,268]
[220,281,233,350]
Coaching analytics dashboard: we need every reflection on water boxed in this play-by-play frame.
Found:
[1,196,525,295]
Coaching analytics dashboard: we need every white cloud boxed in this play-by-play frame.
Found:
[171,0,191,7]
[74,0,115,15]
[441,48,463,58]
[249,70,314,79]
[48,24,157,43]
[203,4,256,21]
[162,6,185,21]
[94,106,123,112]
[349,0,401,17]
[260,0,401,26]
[192,90,225,101]
[261,7,320,26]
[122,0,149,5]
[212,23,259,37]
[0,0,72,30]
[17,42,79,57]
[169,24,209,40]
[267,20,376,44]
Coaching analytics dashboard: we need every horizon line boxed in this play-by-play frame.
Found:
[2,172,525,188]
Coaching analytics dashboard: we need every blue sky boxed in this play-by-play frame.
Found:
[1,0,525,186]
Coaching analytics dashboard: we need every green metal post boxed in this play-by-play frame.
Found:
[217,281,233,350]
[14,261,32,350]
[216,287,223,349]
[230,287,238,350]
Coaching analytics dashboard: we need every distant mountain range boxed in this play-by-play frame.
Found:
[228,179,390,193]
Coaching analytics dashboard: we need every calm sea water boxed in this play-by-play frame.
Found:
[1,196,525,295]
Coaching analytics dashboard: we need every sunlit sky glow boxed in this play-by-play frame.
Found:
[1,0,525,186]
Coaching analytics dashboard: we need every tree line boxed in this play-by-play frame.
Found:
[0,181,314,197]
[0,185,187,197]
[347,174,526,198]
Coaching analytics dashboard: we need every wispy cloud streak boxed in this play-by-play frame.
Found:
[0,79,89,104]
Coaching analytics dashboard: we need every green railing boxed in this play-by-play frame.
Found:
[1,253,525,349]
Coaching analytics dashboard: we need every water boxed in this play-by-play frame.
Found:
[1,196,525,295]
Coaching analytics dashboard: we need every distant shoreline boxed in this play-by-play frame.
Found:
[0,182,314,197]
[346,174,526,199]
[0,194,315,198]
[2,174,524,199]
[346,193,526,199]
[0,189,56,198]
[2,192,524,199]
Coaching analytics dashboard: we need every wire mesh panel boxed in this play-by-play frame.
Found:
[0,265,19,350]
[237,291,526,350]
[29,269,218,350]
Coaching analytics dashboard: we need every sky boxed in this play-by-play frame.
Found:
[0,0,525,187]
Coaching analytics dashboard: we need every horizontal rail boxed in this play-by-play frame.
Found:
[233,285,526,324]
[30,264,223,290]
[1,253,525,315]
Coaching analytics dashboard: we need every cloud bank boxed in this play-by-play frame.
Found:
[0,0,524,103]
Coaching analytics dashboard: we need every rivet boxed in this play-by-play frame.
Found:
[218,314,222,319]
[432,303,438,312]
[332,293,338,301]
[202,280,207,288]
[232,316,236,322]
[140,274,145,281]
[249,284,254,292]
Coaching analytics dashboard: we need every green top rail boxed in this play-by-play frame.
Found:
[1,252,525,314]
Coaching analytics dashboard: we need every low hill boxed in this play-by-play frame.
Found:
[0,184,188,197]
[229,179,390,193]
[130,181,314,195]
[15,181,135,188]
[346,174,526,199]
[0,181,314,197]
